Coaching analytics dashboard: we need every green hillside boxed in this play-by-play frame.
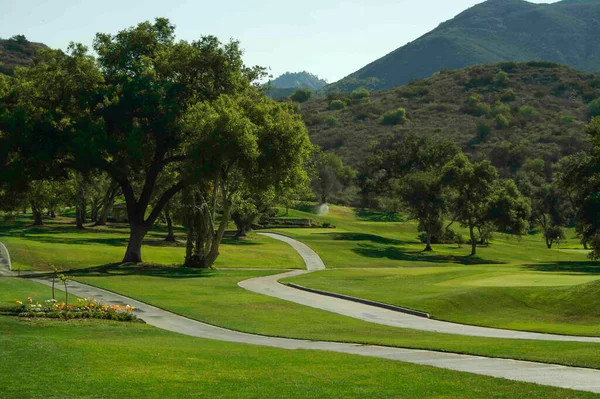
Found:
[0,35,46,75]
[302,62,599,176]
[327,0,600,92]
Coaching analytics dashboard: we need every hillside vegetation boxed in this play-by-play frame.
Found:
[0,36,46,75]
[328,0,600,92]
[266,71,327,99]
[303,62,599,176]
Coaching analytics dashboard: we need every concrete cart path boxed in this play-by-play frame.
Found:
[246,233,600,343]
[30,275,600,394]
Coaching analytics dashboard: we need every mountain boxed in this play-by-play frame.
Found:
[302,61,599,177]
[327,0,600,92]
[265,71,328,99]
[269,71,327,90]
[0,36,47,75]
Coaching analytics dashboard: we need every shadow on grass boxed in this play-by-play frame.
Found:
[523,262,600,274]
[353,243,504,265]
[355,208,405,223]
[38,263,219,279]
[323,232,409,246]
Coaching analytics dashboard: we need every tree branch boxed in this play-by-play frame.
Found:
[144,180,186,228]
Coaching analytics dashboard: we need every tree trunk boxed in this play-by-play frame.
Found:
[31,202,43,226]
[469,222,477,256]
[165,210,176,242]
[583,240,589,250]
[424,231,433,252]
[545,236,553,249]
[75,207,84,230]
[90,199,99,223]
[122,224,147,263]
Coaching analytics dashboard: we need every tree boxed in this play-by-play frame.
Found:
[310,152,356,204]
[179,94,311,268]
[1,19,266,263]
[442,154,530,256]
[27,181,52,226]
[290,89,312,103]
[401,171,446,251]
[555,117,600,258]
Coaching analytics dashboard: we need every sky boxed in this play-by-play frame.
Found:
[0,0,560,83]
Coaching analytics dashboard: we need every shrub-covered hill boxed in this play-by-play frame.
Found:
[0,36,47,75]
[302,62,600,176]
[327,0,600,92]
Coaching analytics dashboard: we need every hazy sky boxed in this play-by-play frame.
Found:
[1,0,560,82]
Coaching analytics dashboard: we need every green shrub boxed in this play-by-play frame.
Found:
[491,101,510,116]
[329,99,346,110]
[495,114,510,129]
[463,94,490,116]
[290,89,312,103]
[325,115,340,127]
[350,88,370,103]
[519,105,537,117]
[588,98,600,119]
[561,115,575,125]
[495,70,509,86]
[476,122,491,139]
[500,89,516,102]
[380,108,407,125]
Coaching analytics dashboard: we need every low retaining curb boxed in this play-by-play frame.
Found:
[285,283,430,318]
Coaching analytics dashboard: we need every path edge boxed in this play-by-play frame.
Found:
[285,282,430,318]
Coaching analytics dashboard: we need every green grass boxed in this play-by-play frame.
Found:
[68,267,600,371]
[285,267,600,336]
[270,205,592,269]
[0,216,303,270]
[4,316,597,399]
[266,205,600,336]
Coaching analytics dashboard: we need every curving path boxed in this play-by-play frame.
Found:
[241,233,600,343]
[2,235,600,393]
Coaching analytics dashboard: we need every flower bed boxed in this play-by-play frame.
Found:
[15,297,137,321]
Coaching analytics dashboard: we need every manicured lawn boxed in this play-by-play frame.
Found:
[3,316,596,399]
[285,267,600,336]
[71,267,600,370]
[270,204,592,268]
[0,216,303,270]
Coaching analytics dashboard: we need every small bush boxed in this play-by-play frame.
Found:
[500,89,516,102]
[519,105,537,117]
[495,114,511,129]
[290,89,312,103]
[380,108,408,125]
[561,115,575,125]
[491,101,510,116]
[476,122,491,139]
[495,70,509,86]
[329,99,346,110]
[324,115,340,127]
[350,88,370,104]
[588,98,600,119]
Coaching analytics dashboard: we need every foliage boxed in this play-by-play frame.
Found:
[442,154,530,255]
[15,296,136,321]
[350,88,370,104]
[495,114,510,129]
[290,88,312,103]
[268,71,327,90]
[0,19,312,265]
[329,99,346,110]
[380,108,407,126]
[588,98,600,119]
[311,151,356,204]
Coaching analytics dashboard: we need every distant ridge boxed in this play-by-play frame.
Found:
[0,35,47,75]
[327,0,600,92]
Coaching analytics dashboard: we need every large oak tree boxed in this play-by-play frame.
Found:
[0,18,310,262]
